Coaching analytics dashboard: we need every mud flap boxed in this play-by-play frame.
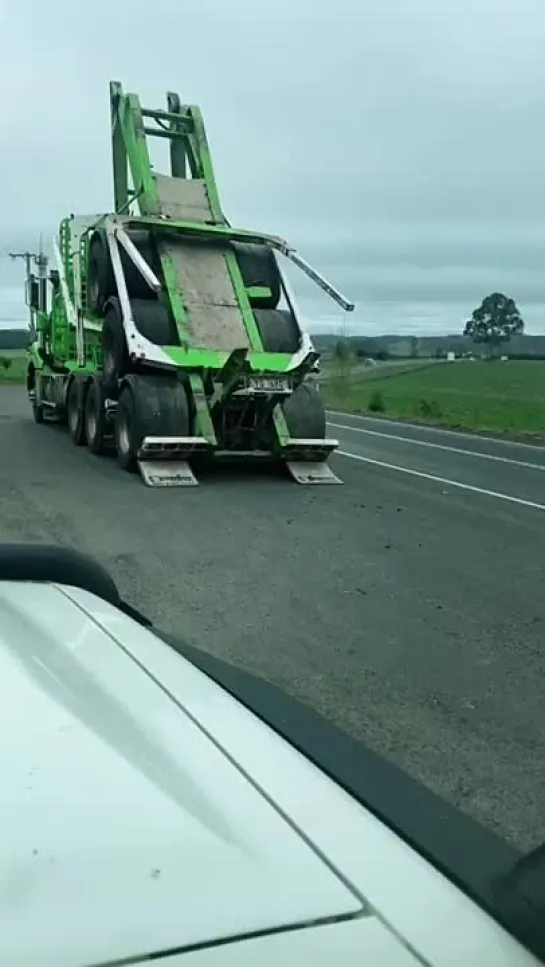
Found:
[138,460,198,487]
[137,435,210,487]
[286,460,342,485]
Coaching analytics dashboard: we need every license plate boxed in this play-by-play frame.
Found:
[246,376,290,393]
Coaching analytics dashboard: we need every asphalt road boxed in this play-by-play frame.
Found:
[1,385,544,851]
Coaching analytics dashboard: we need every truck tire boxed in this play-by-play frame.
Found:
[87,230,112,314]
[101,300,129,394]
[231,242,281,309]
[282,383,326,441]
[88,228,162,314]
[130,297,179,346]
[101,297,179,395]
[121,230,162,300]
[67,376,87,446]
[84,375,110,455]
[32,401,45,424]
[254,308,300,354]
[114,374,190,472]
[27,366,44,423]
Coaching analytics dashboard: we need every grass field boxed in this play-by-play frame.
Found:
[0,351,26,384]
[320,357,441,383]
[322,359,545,438]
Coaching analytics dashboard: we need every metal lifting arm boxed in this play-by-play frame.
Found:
[268,240,354,313]
[109,81,225,222]
[108,82,354,314]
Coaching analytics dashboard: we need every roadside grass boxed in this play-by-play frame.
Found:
[0,351,27,384]
[320,357,441,383]
[322,359,545,439]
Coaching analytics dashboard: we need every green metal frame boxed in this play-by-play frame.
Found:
[110,82,225,222]
[107,83,297,362]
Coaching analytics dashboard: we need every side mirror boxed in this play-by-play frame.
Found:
[25,276,40,310]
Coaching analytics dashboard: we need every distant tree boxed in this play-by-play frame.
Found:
[464,293,524,358]
[409,336,418,359]
[334,338,351,362]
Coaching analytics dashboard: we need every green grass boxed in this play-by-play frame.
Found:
[321,357,440,383]
[0,351,27,384]
[322,359,545,439]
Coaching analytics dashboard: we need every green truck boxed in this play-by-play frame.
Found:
[25,82,354,486]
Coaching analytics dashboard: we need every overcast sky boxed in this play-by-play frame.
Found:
[1,0,545,336]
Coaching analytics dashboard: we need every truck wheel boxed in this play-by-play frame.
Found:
[114,384,140,472]
[67,376,87,446]
[32,399,45,424]
[88,230,113,315]
[88,228,161,314]
[84,376,109,455]
[282,383,326,440]
[231,242,281,309]
[28,367,44,423]
[114,375,191,473]
[131,297,179,346]
[254,308,300,354]
[102,300,129,394]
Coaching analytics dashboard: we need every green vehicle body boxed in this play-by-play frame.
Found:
[26,81,354,486]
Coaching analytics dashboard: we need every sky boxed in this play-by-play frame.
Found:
[1,0,545,336]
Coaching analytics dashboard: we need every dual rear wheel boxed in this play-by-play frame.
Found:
[68,374,110,453]
[65,372,191,473]
[66,371,326,464]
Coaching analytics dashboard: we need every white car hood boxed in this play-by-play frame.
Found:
[0,581,363,967]
[0,579,539,967]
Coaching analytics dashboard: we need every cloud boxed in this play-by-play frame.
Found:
[1,0,545,333]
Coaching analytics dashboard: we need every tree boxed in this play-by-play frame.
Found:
[464,292,524,357]
[334,338,351,362]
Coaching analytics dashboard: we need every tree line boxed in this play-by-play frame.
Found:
[333,292,525,362]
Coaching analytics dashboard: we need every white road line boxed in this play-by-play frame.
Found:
[327,422,545,472]
[336,450,545,512]
[326,409,545,452]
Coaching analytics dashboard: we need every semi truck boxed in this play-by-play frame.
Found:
[24,81,355,487]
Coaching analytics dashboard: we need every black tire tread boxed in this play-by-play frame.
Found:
[254,308,300,354]
[282,383,326,440]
